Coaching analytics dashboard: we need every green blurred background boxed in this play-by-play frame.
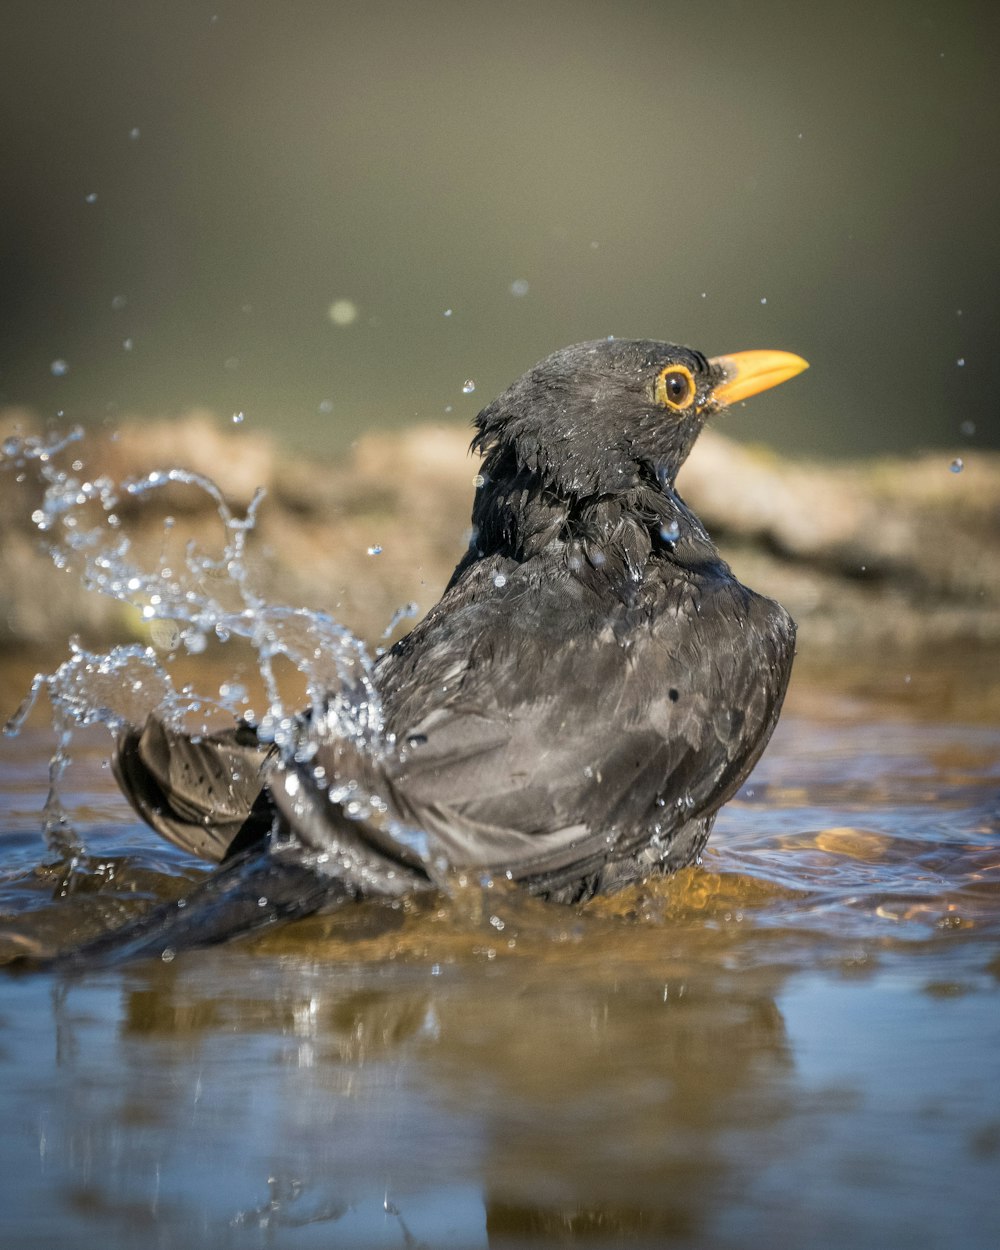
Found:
[1,0,996,457]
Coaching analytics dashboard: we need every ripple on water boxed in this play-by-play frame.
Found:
[1,701,997,971]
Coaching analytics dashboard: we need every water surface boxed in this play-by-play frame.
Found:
[1,654,998,1249]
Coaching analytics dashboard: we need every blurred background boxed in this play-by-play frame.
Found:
[0,0,996,458]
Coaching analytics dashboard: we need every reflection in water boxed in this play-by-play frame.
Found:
[17,943,795,1248]
[6,908,999,1249]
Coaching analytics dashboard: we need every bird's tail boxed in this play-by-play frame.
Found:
[43,847,343,971]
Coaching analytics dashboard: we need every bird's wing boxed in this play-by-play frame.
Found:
[112,718,274,863]
[285,570,794,893]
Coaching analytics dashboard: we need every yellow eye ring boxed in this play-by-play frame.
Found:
[655,364,696,411]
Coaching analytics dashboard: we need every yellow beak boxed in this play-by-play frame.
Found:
[707,349,809,407]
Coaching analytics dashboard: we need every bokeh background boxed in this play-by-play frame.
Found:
[1,0,996,458]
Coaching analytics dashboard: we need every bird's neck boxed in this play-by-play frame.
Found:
[457,450,723,598]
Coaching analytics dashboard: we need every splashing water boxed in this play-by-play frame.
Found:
[1,426,387,858]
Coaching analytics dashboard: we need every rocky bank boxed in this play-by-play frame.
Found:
[1,411,997,659]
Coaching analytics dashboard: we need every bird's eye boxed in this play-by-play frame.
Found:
[655,365,696,411]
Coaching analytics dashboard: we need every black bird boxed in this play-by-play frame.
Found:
[76,339,807,962]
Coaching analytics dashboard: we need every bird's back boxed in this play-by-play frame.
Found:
[366,537,795,899]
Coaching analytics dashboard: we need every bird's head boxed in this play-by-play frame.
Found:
[472,338,808,497]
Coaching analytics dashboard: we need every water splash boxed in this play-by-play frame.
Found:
[1,426,386,855]
[5,641,178,858]
[381,601,418,639]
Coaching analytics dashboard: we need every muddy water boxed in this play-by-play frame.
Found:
[1,652,998,1250]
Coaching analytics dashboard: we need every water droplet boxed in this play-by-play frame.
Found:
[232,411,245,424]
[956,357,965,367]
[50,359,69,377]
[328,298,358,326]
[444,308,453,317]
[760,296,768,305]
[367,544,383,556]
[493,573,507,588]
[462,379,476,394]
[960,420,975,437]
[161,948,175,963]
[472,473,485,488]
[123,338,133,352]
[129,127,141,141]
[84,192,98,205]
[185,631,207,654]
[510,279,529,297]
[700,291,707,298]
[949,458,964,474]
[111,294,127,311]
[318,399,333,414]
[659,519,681,543]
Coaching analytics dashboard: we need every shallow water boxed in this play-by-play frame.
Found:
[1,653,998,1249]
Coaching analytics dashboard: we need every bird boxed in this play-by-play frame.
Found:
[64,338,807,963]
